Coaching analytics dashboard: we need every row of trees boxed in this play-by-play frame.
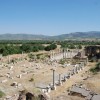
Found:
[61,43,82,49]
[0,40,100,45]
[0,43,57,56]
[59,40,100,46]
[0,40,53,44]
[44,44,57,51]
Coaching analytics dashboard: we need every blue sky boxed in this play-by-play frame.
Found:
[0,0,100,36]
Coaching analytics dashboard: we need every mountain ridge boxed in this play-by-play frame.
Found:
[0,31,100,40]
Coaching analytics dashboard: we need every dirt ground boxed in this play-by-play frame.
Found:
[0,52,100,100]
[52,62,100,100]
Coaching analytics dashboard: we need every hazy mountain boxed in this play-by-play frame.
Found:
[53,31,100,40]
[0,31,100,40]
[0,33,49,40]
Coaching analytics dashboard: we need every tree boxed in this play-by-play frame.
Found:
[77,45,82,49]
[90,62,100,73]
[32,46,39,52]
[20,44,32,53]
[45,44,57,51]
[68,44,76,49]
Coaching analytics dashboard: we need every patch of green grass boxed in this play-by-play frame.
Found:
[90,62,100,74]
[0,90,5,98]
[29,78,34,82]
[59,59,65,65]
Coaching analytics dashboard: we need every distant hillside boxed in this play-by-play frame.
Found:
[52,31,100,40]
[0,33,49,40]
[0,31,100,40]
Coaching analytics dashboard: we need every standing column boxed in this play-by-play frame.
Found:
[53,69,55,87]
[53,51,55,59]
[52,69,56,90]
[0,54,2,64]
[50,51,52,59]
[66,49,68,58]
[63,49,64,59]
[8,55,10,64]
[52,51,54,59]
[59,49,61,54]
[58,49,60,56]
[71,50,73,58]
[59,74,62,86]
[21,51,23,60]
[86,57,88,64]
[84,60,87,66]
[65,49,67,58]
[76,66,78,73]
[64,49,66,58]
[57,49,59,56]
[70,51,71,58]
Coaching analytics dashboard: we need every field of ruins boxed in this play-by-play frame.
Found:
[0,45,100,100]
[1,0,100,99]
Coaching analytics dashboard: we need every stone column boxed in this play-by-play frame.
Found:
[70,51,71,58]
[59,49,62,54]
[68,50,69,58]
[51,51,53,59]
[66,49,67,58]
[52,69,56,90]
[47,86,51,93]
[76,67,78,73]
[64,75,67,81]
[21,51,24,60]
[0,54,2,63]
[59,49,61,54]
[52,51,53,59]
[59,74,62,86]
[80,63,83,70]
[64,49,67,59]
[84,60,87,66]
[64,49,66,59]
[50,51,52,59]
[53,51,55,59]
[86,57,88,64]
[66,49,68,58]
[79,63,82,71]
[8,55,10,64]
[78,64,80,71]
[63,49,64,59]
[53,69,55,86]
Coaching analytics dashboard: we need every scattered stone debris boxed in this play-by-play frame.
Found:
[68,85,100,100]
[1,79,8,83]
[17,90,49,100]
[38,93,50,100]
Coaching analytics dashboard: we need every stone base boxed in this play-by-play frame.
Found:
[58,82,62,86]
[51,86,56,90]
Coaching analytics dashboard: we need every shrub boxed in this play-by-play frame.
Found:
[29,78,34,82]
[90,62,100,73]
[59,59,65,65]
